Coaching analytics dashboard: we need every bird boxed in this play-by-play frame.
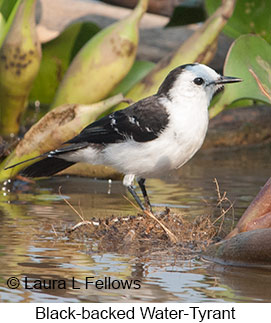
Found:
[5,63,242,212]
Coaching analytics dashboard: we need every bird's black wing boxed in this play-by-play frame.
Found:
[68,96,169,144]
[5,96,169,177]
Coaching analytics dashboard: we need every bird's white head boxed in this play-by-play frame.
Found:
[157,63,242,106]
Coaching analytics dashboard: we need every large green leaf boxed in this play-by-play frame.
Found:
[209,35,271,118]
[29,21,100,104]
[205,0,271,44]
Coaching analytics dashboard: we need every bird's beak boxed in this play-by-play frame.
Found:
[212,76,243,85]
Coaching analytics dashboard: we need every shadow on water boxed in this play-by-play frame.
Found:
[0,145,271,302]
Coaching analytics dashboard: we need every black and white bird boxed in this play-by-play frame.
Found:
[6,63,242,211]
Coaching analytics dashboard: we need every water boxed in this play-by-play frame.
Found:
[0,146,271,302]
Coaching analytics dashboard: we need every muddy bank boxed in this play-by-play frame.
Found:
[204,105,271,150]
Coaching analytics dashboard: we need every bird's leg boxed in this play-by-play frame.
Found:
[127,185,146,211]
[123,174,145,211]
[137,178,152,213]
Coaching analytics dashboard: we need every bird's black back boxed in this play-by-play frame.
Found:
[67,95,169,145]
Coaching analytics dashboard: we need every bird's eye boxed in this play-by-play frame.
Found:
[193,77,204,86]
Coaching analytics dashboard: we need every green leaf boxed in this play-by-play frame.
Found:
[167,0,206,27]
[205,0,271,44]
[109,60,155,96]
[209,35,271,118]
[0,0,19,20]
[29,21,100,104]
[0,0,20,47]
[0,0,41,137]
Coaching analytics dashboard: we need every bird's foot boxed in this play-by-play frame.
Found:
[143,198,153,214]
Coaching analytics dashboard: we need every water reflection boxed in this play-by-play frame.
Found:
[0,146,271,302]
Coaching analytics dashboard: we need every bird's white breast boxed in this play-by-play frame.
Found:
[102,95,209,177]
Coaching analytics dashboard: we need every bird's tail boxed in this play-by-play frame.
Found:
[4,142,88,177]
[20,157,75,177]
[4,153,48,170]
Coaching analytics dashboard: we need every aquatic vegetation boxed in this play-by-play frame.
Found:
[0,0,270,181]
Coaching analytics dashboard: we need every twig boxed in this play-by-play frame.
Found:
[123,195,178,244]
[249,68,271,102]
[51,225,58,237]
[144,209,178,244]
[59,186,84,222]
[68,221,94,233]
[213,178,235,235]
[59,186,93,232]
